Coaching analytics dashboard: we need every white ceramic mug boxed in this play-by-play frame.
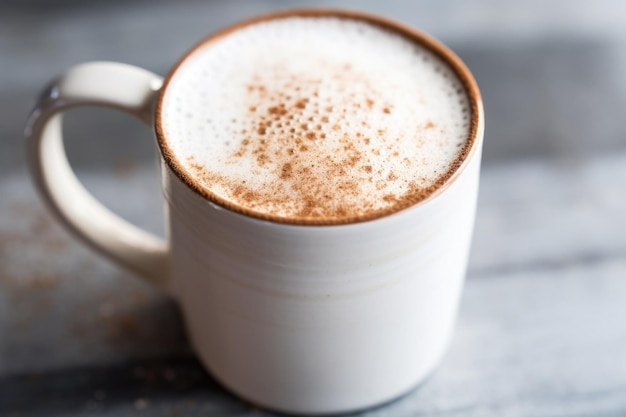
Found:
[25,9,484,415]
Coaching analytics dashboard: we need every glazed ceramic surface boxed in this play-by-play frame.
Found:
[25,10,484,415]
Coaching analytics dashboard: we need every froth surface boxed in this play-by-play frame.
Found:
[160,16,471,222]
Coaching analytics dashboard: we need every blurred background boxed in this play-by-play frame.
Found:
[1,0,626,416]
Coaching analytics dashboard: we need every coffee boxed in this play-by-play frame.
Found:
[159,15,472,223]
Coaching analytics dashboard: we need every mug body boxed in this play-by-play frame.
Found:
[161,124,483,414]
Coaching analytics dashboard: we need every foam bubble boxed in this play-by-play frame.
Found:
[160,16,471,222]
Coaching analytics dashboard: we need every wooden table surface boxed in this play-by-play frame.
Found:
[1,1,626,416]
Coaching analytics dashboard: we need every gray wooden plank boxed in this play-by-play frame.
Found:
[1,260,625,416]
[471,153,626,275]
[1,151,626,415]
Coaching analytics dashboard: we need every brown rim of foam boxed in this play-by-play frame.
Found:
[154,8,484,226]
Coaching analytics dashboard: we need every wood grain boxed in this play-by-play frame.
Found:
[1,153,625,415]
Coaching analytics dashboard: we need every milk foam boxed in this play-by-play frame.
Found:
[160,16,471,221]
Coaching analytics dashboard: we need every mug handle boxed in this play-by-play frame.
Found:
[25,61,170,292]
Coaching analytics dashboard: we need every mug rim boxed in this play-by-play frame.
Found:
[154,8,484,226]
